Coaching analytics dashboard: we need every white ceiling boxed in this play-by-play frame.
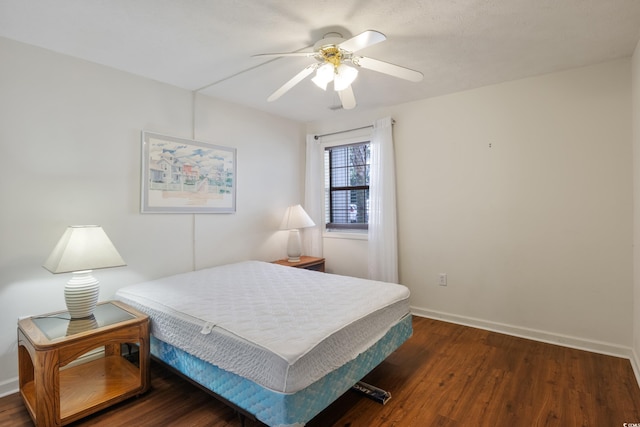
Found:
[2,0,640,123]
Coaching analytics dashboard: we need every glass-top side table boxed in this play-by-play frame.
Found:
[17,300,150,426]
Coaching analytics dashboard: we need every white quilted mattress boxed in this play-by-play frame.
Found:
[115,260,410,393]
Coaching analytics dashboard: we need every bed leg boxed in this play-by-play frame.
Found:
[236,411,246,427]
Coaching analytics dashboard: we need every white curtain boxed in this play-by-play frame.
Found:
[368,117,398,283]
[303,134,323,257]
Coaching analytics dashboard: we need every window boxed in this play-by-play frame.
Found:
[324,142,370,231]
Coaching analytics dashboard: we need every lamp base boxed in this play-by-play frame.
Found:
[286,229,302,263]
[65,270,100,319]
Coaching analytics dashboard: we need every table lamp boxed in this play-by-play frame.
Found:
[280,204,315,262]
[43,225,126,319]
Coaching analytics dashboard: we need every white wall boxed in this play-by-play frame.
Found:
[322,234,368,277]
[632,41,640,381]
[309,59,633,356]
[0,37,305,394]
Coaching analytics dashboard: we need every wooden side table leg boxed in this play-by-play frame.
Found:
[104,342,120,357]
[34,350,60,427]
[138,322,150,393]
[17,344,34,394]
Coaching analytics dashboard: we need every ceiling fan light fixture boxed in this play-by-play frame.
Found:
[259,30,422,108]
[311,63,334,90]
[333,64,358,92]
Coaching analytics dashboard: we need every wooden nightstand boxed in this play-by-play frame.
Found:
[273,256,325,272]
[17,301,150,427]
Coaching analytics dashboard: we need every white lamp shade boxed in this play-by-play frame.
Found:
[311,63,335,90]
[333,64,358,91]
[280,205,315,230]
[44,225,125,319]
[43,225,126,273]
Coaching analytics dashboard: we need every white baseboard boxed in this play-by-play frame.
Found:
[0,377,18,398]
[411,306,634,359]
[631,348,640,389]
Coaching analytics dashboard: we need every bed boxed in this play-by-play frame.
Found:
[115,260,412,426]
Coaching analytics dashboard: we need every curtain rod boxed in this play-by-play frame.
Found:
[313,119,395,140]
[314,125,373,140]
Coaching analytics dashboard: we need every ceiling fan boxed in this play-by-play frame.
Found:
[254,30,424,110]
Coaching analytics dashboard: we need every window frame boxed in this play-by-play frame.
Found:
[319,131,372,235]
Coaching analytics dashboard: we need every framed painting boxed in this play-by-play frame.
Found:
[141,131,236,213]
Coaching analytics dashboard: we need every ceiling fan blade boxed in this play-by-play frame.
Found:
[252,52,315,58]
[338,85,357,110]
[267,63,317,102]
[339,30,386,53]
[356,56,424,82]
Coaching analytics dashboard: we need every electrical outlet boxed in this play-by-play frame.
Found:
[439,273,447,286]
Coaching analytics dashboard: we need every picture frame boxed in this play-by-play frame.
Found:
[141,131,236,213]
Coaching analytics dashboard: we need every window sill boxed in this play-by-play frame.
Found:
[323,230,368,241]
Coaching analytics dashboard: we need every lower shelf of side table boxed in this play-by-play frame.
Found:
[22,355,142,424]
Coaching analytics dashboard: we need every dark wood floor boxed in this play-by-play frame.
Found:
[2,316,640,426]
